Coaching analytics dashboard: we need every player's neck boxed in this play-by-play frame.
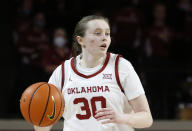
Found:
[80,52,106,68]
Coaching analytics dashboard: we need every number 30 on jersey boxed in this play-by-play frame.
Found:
[74,96,106,120]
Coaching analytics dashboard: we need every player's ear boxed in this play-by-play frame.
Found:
[76,36,83,46]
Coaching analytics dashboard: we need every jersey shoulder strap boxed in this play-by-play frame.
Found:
[61,61,65,92]
[115,54,124,93]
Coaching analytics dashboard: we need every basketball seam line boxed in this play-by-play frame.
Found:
[39,83,51,126]
[28,82,47,124]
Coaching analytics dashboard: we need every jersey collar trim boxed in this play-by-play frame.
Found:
[71,52,110,79]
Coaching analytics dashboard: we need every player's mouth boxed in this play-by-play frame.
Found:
[100,43,107,49]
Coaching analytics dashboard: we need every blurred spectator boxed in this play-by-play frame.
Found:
[41,28,71,77]
[15,0,34,18]
[13,18,31,44]
[20,0,33,16]
[17,12,49,66]
[142,3,173,62]
[111,4,144,66]
[13,0,33,43]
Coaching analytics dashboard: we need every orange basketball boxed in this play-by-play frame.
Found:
[20,82,64,127]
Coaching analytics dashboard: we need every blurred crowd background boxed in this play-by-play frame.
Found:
[1,0,192,120]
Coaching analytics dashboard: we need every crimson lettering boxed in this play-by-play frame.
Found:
[104,86,110,92]
[92,86,97,92]
[67,85,110,95]
[81,87,86,93]
[97,86,103,92]
[87,87,92,93]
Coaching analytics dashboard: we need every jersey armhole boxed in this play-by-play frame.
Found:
[61,61,65,92]
[61,61,66,120]
[115,55,124,93]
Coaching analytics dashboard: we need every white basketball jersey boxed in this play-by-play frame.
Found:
[59,53,134,131]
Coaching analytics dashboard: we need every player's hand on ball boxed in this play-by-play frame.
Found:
[95,108,128,124]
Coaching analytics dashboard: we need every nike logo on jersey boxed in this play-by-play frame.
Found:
[48,96,56,120]
[103,74,112,80]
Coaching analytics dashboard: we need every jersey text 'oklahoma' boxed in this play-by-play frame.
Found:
[67,85,110,94]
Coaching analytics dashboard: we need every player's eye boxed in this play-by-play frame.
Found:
[105,32,110,36]
[94,32,101,35]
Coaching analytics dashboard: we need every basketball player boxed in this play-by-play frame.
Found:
[34,15,153,131]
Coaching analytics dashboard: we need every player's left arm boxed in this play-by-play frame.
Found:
[126,94,153,128]
[95,94,153,128]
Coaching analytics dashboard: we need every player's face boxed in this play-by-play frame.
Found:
[81,19,111,57]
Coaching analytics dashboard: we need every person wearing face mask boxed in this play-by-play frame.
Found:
[54,35,68,47]
[41,28,71,77]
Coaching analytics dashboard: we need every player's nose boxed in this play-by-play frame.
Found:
[102,34,107,41]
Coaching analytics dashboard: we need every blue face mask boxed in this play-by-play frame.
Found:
[54,37,67,47]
